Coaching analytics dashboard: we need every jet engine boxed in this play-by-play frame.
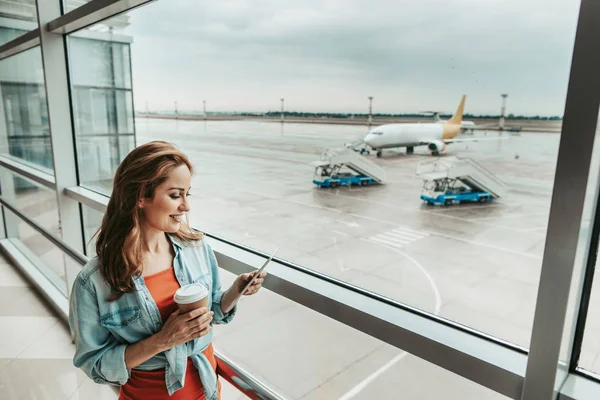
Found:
[427,140,446,155]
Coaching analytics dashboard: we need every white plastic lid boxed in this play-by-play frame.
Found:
[173,284,208,304]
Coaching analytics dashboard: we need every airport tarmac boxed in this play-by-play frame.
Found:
[136,117,600,398]
[138,118,555,338]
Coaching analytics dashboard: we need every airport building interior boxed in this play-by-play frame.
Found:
[0,0,600,399]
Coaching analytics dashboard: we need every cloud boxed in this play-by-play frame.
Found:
[121,0,579,115]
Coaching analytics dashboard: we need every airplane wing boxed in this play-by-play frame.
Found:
[415,136,508,148]
[416,137,507,146]
[443,137,509,144]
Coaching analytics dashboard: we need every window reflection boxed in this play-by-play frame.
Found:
[0,47,52,171]
[575,113,600,376]
[68,35,136,193]
[0,1,38,42]
[0,166,65,293]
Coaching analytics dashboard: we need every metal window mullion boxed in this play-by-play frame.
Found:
[64,185,108,213]
[0,155,56,190]
[47,0,156,35]
[521,0,600,398]
[36,0,85,298]
[0,29,40,61]
[0,83,19,239]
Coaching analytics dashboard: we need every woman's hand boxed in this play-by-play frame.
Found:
[234,271,266,296]
[154,307,213,352]
[219,271,267,315]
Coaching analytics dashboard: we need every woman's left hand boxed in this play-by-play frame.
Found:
[234,271,266,296]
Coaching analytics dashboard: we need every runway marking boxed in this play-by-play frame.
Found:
[379,232,413,243]
[318,190,544,234]
[469,212,548,221]
[370,236,410,247]
[338,352,409,400]
[369,227,429,249]
[339,239,441,400]
[223,185,542,260]
[332,230,349,237]
[332,237,351,271]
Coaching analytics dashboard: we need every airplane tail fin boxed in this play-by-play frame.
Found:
[447,95,466,125]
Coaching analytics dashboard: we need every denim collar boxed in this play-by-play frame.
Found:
[167,233,184,252]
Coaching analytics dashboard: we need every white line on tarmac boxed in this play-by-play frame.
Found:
[332,237,351,271]
[337,352,410,400]
[362,239,442,313]
[468,212,548,221]
[378,232,414,243]
[395,226,431,236]
[219,172,542,234]
[318,190,544,234]
[339,239,442,400]
[370,236,407,248]
[389,229,428,239]
[225,185,542,260]
[332,230,350,237]
[383,232,418,242]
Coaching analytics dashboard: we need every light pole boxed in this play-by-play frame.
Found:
[280,98,285,123]
[174,101,178,119]
[368,96,373,127]
[499,94,508,130]
[203,100,206,120]
[145,101,148,117]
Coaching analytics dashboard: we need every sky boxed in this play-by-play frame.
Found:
[114,0,579,116]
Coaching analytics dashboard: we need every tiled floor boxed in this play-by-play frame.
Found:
[0,254,245,399]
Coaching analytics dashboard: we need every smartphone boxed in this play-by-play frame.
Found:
[235,247,278,303]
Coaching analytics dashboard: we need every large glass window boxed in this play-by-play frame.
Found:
[63,0,85,13]
[0,46,52,172]
[0,167,59,235]
[581,275,600,375]
[76,0,580,353]
[67,34,135,193]
[575,109,600,376]
[81,204,103,256]
[0,2,38,44]
[0,167,65,293]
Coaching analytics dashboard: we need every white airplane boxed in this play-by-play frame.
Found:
[363,95,496,157]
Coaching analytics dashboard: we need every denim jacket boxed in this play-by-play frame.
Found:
[68,235,237,399]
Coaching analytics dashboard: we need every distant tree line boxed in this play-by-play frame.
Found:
[246,111,563,120]
[138,109,562,120]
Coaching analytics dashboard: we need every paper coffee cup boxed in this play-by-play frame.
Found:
[174,284,209,313]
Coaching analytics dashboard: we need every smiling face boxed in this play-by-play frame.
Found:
[139,164,192,234]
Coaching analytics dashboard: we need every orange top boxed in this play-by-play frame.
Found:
[119,267,221,400]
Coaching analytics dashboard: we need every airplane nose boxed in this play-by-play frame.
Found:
[364,133,374,146]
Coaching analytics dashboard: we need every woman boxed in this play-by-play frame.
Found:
[69,141,265,400]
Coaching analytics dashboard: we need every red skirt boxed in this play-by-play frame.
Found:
[119,343,221,400]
